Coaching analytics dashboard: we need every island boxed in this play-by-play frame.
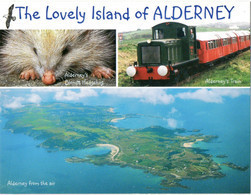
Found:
[2,103,244,188]
[222,162,249,171]
[216,155,228,158]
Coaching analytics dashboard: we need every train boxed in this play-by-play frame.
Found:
[126,22,250,84]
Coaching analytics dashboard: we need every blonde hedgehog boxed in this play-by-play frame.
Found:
[0,30,115,85]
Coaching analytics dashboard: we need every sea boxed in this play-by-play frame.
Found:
[0,95,250,194]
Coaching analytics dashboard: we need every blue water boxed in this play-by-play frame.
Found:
[0,95,250,193]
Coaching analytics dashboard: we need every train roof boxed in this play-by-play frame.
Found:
[196,32,220,41]
[196,31,250,41]
[138,38,181,44]
[234,31,250,36]
[214,32,233,39]
[224,31,238,38]
[152,22,195,29]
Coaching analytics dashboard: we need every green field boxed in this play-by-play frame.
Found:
[183,51,250,87]
[3,103,248,188]
[118,28,250,87]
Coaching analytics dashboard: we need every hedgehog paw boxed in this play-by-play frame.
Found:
[19,69,40,80]
[91,66,115,79]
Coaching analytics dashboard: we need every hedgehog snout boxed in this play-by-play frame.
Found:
[42,70,56,85]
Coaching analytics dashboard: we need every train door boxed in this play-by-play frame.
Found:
[215,35,223,57]
[188,27,197,59]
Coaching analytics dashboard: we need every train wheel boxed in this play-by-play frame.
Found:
[136,81,148,86]
[182,69,190,81]
[170,72,180,85]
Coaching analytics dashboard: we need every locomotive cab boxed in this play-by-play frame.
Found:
[127,22,199,82]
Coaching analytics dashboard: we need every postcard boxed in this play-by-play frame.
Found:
[0,0,250,194]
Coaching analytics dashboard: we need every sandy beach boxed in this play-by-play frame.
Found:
[110,117,125,123]
[183,139,204,148]
[108,108,114,113]
[97,144,119,161]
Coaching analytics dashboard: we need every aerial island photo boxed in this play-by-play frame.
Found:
[0,88,250,193]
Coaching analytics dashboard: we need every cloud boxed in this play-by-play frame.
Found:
[3,93,42,109]
[169,107,178,114]
[176,88,249,103]
[101,88,175,105]
[54,88,98,101]
[166,118,178,128]
[28,94,42,104]
[4,97,25,109]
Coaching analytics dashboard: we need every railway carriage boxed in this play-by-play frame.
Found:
[217,32,233,57]
[197,31,240,65]
[244,31,251,48]
[225,32,239,54]
[234,31,250,50]
[126,22,250,84]
[196,32,221,64]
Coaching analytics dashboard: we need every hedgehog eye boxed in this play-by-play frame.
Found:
[33,48,37,55]
[62,46,70,56]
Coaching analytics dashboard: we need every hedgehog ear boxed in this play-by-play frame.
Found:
[80,30,91,40]
[18,30,25,34]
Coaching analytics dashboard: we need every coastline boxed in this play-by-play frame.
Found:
[96,144,120,161]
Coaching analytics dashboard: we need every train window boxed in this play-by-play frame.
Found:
[208,41,213,49]
[190,29,194,39]
[197,41,201,49]
[154,29,164,39]
[214,40,218,48]
[141,46,161,64]
[177,27,186,38]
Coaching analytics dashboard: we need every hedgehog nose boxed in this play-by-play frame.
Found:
[42,70,56,85]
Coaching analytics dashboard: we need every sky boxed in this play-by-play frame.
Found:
[0,88,249,129]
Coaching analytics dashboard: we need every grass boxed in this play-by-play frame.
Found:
[183,50,250,87]
[118,27,250,87]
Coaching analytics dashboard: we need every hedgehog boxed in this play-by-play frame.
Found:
[0,30,116,85]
